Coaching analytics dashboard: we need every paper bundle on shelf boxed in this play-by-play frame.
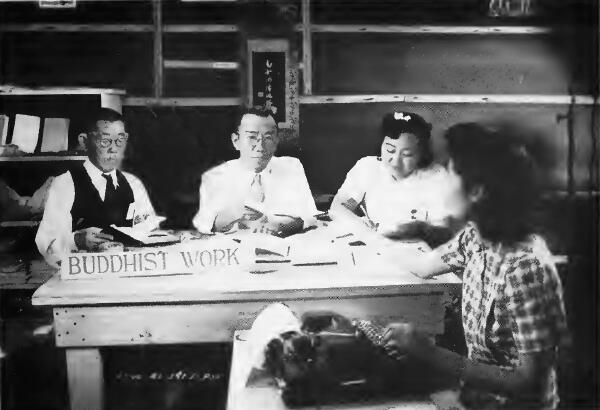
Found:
[41,117,70,152]
[12,114,41,153]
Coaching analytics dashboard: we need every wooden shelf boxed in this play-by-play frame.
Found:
[0,155,87,162]
[163,60,239,70]
[299,94,597,105]
[1,23,554,35]
[0,85,126,96]
[124,97,242,107]
[300,24,552,34]
[0,221,40,228]
[0,24,154,33]
[163,24,239,33]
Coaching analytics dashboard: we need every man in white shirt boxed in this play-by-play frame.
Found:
[36,108,160,267]
[193,107,317,236]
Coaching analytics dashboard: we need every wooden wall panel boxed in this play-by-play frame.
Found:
[0,1,152,24]
[313,34,580,95]
[0,32,153,96]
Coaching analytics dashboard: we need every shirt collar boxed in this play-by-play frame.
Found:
[83,159,119,187]
[234,158,274,176]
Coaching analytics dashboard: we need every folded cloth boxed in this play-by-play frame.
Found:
[243,303,301,385]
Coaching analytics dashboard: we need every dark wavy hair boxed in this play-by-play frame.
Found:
[444,122,542,246]
[381,110,433,168]
[235,106,277,132]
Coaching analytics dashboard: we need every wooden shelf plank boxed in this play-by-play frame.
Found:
[0,155,87,162]
[299,24,552,34]
[0,221,40,228]
[0,86,125,96]
[163,60,239,70]
[123,97,242,107]
[163,24,239,33]
[1,23,552,35]
[0,24,153,32]
[302,0,313,95]
[300,94,597,105]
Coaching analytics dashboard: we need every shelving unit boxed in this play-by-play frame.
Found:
[0,87,124,291]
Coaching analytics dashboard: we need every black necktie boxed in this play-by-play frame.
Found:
[102,173,116,203]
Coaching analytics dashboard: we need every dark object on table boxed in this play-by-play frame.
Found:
[348,240,366,246]
[264,311,443,408]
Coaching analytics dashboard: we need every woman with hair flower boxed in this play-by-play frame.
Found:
[330,110,457,245]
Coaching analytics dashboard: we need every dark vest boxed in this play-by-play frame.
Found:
[70,163,134,231]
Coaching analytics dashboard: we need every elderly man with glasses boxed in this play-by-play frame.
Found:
[36,108,160,267]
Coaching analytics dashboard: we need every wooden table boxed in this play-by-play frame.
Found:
[33,260,460,410]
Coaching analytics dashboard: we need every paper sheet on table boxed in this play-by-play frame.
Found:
[41,118,69,152]
[230,232,290,257]
[108,222,179,246]
[12,114,40,153]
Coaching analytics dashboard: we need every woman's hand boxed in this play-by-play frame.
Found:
[382,322,435,362]
[380,221,427,239]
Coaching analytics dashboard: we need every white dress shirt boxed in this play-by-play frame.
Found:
[36,159,159,267]
[333,156,457,230]
[193,156,318,233]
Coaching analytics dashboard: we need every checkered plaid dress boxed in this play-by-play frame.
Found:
[440,222,569,409]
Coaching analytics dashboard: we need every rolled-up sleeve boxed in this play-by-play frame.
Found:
[192,171,218,233]
[436,222,477,275]
[35,173,76,267]
[332,157,372,208]
[287,158,318,226]
[124,173,162,231]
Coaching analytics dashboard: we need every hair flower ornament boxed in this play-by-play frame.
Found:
[394,112,411,121]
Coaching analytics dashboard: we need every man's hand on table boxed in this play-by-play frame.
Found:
[73,227,114,251]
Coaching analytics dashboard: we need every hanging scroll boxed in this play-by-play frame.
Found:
[247,39,294,129]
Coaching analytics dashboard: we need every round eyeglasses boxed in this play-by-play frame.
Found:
[93,134,129,148]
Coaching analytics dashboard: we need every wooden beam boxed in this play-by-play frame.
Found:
[153,0,163,98]
[0,24,153,32]
[163,60,239,70]
[163,24,239,33]
[301,0,312,95]
[0,86,126,95]
[299,94,596,105]
[123,97,242,107]
[296,24,551,34]
[0,155,86,162]
[0,24,551,35]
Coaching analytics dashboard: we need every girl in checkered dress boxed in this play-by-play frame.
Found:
[383,123,569,409]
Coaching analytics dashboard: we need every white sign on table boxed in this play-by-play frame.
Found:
[60,239,254,280]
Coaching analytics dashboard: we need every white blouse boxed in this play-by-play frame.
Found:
[333,156,456,230]
[193,156,318,233]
